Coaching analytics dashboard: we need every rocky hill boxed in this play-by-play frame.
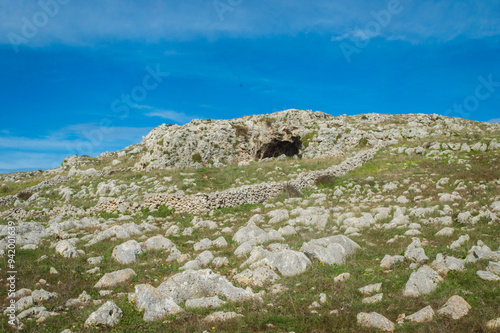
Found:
[0,110,499,332]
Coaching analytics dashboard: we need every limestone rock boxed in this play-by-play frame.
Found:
[128,284,183,321]
[358,283,382,296]
[94,268,136,288]
[32,289,58,303]
[141,235,174,251]
[431,253,464,276]
[84,301,122,327]
[487,261,500,275]
[403,266,443,297]
[437,295,471,320]
[241,246,311,276]
[405,305,435,323]
[486,317,500,329]
[234,267,280,287]
[55,240,79,258]
[112,240,143,264]
[157,269,256,303]
[357,312,395,332]
[300,235,360,265]
[362,293,383,304]
[334,273,350,283]
[476,270,500,281]
[380,255,404,269]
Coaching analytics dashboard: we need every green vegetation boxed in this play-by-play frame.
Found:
[301,131,317,150]
[192,153,202,163]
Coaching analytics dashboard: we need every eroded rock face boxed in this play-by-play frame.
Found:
[84,301,122,328]
[256,136,301,159]
[203,311,243,323]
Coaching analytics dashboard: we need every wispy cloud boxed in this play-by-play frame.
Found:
[137,105,197,124]
[0,0,498,47]
[331,30,371,42]
[0,124,153,171]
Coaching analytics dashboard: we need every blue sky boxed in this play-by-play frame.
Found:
[0,0,499,172]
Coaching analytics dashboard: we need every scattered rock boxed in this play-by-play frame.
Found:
[437,295,471,320]
[362,293,383,304]
[94,268,136,288]
[112,240,143,264]
[203,311,243,323]
[358,283,382,296]
[128,284,183,321]
[403,266,443,297]
[301,235,360,265]
[357,312,395,332]
[157,269,256,303]
[84,301,122,328]
[234,267,280,287]
[404,305,435,323]
[476,270,500,281]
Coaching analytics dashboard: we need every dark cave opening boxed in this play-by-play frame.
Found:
[256,136,302,159]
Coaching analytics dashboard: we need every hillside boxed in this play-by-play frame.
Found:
[1,110,500,332]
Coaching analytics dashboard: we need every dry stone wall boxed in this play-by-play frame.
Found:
[140,141,393,214]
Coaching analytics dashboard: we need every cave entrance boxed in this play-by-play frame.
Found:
[256,136,302,159]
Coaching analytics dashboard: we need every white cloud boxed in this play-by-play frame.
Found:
[0,0,498,47]
[0,152,66,171]
[137,105,197,124]
[0,124,153,170]
[331,29,371,42]
[488,118,500,123]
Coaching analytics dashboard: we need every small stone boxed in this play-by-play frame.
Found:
[94,268,136,288]
[435,227,454,237]
[112,240,143,264]
[358,283,382,296]
[334,273,350,283]
[357,312,395,332]
[476,270,500,281]
[87,256,103,266]
[403,266,443,297]
[203,311,243,323]
[362,293,383,304]
[437,295,471,320]
[84,301,122,327]
[32,289,58,303]
[486,317,500,329]
[404,305,435,323]
[50,267,59,275]
[487,261,500,275]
